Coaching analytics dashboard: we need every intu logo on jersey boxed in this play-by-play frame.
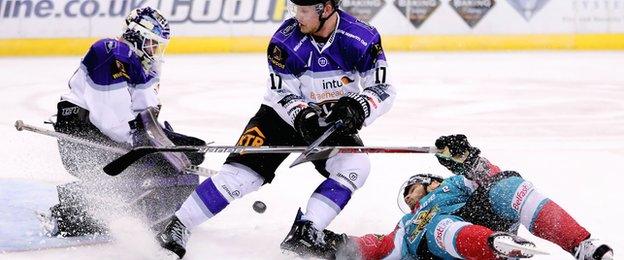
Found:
[322,79,343,89]
[237,126,265,147]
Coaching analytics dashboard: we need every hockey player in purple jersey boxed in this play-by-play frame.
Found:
[41,7,206,237]
[156,0,395,258]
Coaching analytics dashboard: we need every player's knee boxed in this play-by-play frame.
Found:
[326,153,370,192]
[425,215,470,259]
[489,177,548,226]
[210,163,264,202]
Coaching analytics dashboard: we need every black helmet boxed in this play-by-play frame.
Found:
[402,173,445,197]
[290,0,341,7]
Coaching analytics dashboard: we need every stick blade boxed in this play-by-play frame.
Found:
[289,148,339,168]
[103,147,157,176]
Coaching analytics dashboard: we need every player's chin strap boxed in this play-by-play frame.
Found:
[315,4,337,33]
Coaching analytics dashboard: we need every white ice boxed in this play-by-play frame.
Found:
[0,51,623,259]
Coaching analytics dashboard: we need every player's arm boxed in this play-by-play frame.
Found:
[434,134,503,186]
[351,229,400,260]
[262,41,308,127]
[356,32,396,127]
[73,41,158,145]
[323,221,404,260]
[325,31,396,135]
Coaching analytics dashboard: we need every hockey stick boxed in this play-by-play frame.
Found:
[103,119,345,175]
[102,142,437,177]
[289,120,343,167]
[103,145,436,176]
[14,120,218,178]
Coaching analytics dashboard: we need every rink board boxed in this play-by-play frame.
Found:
[0,179,109,253]
[2,0,624,55]
[2,33,624,57]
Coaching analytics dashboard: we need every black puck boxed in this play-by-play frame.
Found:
[252,201,266,213]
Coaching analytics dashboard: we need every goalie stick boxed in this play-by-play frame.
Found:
[14,120,218,178]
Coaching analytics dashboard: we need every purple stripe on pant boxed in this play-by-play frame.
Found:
[314,178,352,210]
[194,178,229,215]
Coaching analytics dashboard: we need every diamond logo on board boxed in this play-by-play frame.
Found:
[449,0,496,28]
[341,0,386,22]
[393,0,442,28]
[506,0,550,21]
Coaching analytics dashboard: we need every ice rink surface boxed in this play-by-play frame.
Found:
[1,51,623,259]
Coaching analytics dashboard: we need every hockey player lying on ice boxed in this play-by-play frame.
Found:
[38,7,206,237]
[293,135,614,260]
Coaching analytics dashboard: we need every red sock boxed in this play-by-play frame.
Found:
[455,225,497,260]
[531,200,590,252]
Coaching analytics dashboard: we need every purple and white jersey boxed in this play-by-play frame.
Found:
[262,10,396,127]
[61,38,160,144]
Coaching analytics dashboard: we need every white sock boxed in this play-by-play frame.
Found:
[175,192,213,229]
[301,196,340,230]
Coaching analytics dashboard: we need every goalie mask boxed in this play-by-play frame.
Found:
[122,7,170,77]
[397,173,444,213]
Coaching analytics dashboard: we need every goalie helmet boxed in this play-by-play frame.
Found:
[121,7,170,76]
[397,173,445,213]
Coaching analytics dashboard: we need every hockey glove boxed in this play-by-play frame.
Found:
[162,121,207,166]
[129,107,191,173]
[294,107,328,144]
[435,134,483,177]
[325,94,369,135]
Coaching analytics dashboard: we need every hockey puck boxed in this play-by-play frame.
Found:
[15,120,24,131]
[252,201,266,213]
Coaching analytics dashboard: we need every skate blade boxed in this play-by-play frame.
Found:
[495,238,549,257]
